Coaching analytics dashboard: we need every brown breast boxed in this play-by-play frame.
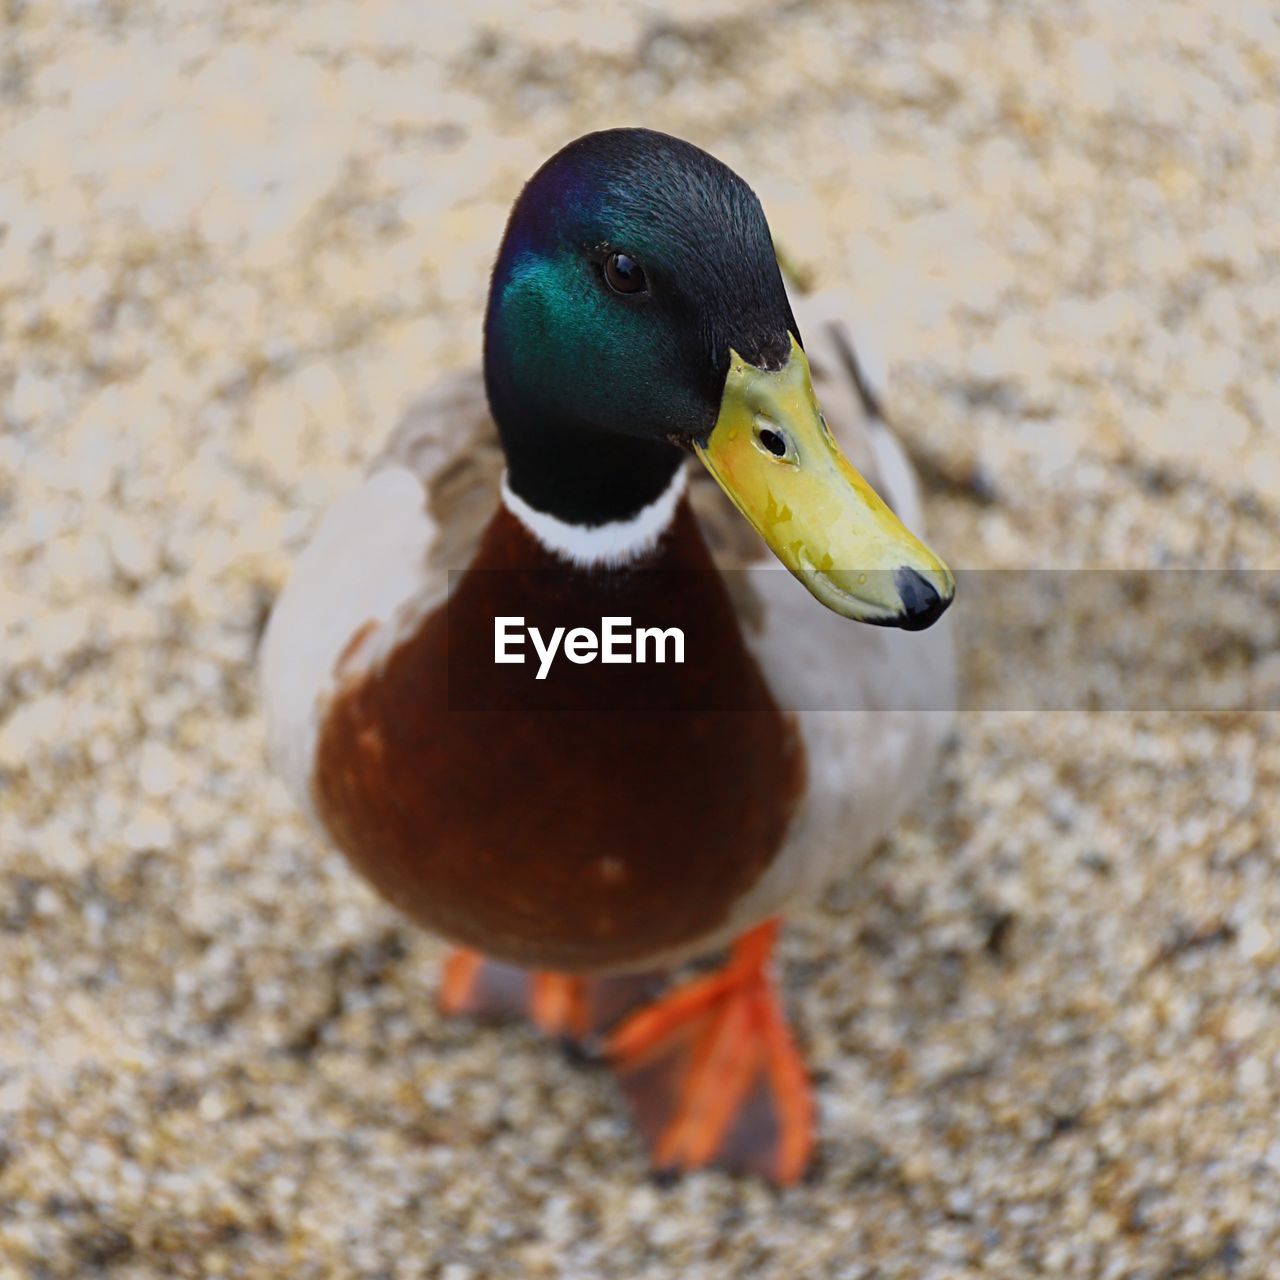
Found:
[312,499,805,972]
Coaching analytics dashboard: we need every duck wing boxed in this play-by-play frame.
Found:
[261,370,499,808]
[372,369,505,573]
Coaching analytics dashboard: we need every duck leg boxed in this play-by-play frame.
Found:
[439,949,660,1043]
[606,919,813,1185]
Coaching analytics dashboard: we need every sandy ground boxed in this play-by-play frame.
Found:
[3,1,1280,1276]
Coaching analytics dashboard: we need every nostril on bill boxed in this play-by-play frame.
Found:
[892,566,952,632]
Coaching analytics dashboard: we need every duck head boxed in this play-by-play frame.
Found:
[484,127,953,629]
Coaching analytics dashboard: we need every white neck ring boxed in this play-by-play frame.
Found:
[500,466,687,568]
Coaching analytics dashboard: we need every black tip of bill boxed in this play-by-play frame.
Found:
[892,567,953,632]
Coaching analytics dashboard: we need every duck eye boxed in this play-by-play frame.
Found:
[603,252,647,295]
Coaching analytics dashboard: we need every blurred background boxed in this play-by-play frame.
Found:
[2,1,1279,1275]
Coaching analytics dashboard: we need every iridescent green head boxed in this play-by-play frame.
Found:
[483,127,953,630]
[484,127,797,526]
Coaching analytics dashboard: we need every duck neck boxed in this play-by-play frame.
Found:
[500,453,688,569]
[487,361,690,565]
[498,412,687,522]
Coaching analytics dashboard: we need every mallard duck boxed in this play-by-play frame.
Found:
[261,128,955,1185]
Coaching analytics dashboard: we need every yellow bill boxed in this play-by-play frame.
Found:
[694,335,954,629]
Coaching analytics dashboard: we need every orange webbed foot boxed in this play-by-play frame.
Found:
[439,948,660,1043]
[606,920,814,1186]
